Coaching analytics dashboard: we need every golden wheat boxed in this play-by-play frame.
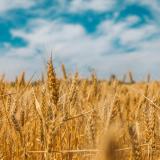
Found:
[0,58,159,160]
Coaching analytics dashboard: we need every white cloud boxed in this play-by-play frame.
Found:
[0,0,36,13]
[125,16,140,24]
[120,24,157,45]
[68,0,116,12]
[128,0,159,9]
[1,13,160,80]
[0,55,43,80]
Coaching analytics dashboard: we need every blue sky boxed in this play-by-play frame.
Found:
[0,0,160,80]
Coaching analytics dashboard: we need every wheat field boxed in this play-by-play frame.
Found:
[0,58,160,160]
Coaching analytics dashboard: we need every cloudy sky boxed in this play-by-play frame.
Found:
[0,0,160,80]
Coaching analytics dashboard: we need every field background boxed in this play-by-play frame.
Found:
[0,59,160,160]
